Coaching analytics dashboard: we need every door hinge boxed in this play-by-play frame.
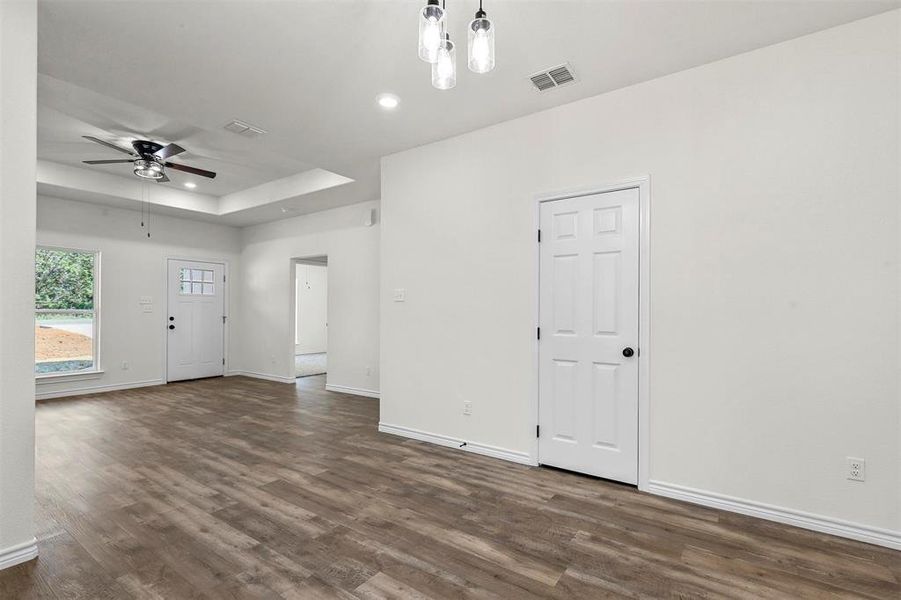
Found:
[537,327,540,340]
[223,274,226,283]
[536,425,540,438]
[222,358,225,365]
[222,315,227,323]
[537,229,541,243]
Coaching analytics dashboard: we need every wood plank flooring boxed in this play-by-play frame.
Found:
[1,375,898,598]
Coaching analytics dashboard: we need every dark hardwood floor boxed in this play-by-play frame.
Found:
[1,375,898,599]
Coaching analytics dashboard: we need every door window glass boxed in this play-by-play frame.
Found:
[179,268,215,296]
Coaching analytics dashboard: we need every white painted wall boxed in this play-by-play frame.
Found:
[295,264,328,355]
[0,0,37,567]
[235,201,379,393]
[35,196,241,399]
[381,12,900,535]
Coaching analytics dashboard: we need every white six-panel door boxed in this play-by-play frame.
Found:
[538,188,640,483]
[167,259,225,382]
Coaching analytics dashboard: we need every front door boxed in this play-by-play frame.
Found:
[167,259,225,382]
[538,187,640,483]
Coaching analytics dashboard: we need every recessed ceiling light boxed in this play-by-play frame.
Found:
[184,182,197,189]
[376,93,400,110]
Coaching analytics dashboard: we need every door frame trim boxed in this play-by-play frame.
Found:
[533,175,651,490]
[164,257,230,383]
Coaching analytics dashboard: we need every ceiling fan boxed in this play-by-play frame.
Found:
[81,136,216,183]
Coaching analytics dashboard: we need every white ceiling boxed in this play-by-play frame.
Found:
[37,0,899,226]
[38,76,318,197]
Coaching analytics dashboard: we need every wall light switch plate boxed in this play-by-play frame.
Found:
[393,289,406,302]
[139,296,153,305]
[142,305,153,313]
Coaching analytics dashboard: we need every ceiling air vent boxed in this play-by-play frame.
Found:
[529,63,576,92]
[223,119,267,138]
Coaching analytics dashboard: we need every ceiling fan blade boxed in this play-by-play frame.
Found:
[165,162,216,179]
[83,159,134,165]
[156,173,171,183]
[154,143,186,161]
[82,135,135,156]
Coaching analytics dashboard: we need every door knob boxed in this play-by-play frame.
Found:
[622,347,634,358]
[168,324,175,330]
[169,316,175,321]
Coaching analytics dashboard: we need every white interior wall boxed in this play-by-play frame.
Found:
[35,196,241,399]
[380,11,900,537]
[235,201,379,395]
[295,263,328,355]
[0,0,38,568]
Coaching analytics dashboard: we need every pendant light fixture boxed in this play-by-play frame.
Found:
[418,0,446,63]
[419,0,494,89]
[432,33,457,90]
[468,1,494,74]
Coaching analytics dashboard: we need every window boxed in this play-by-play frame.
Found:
[179,267,215,296]
[35,247,99,376]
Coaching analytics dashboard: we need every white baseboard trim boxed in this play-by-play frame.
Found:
[0,537,38,571]
[378,422,537,466]
[35,378,164,401]
[226,370,296,384]
[647,480,901,550]
[325,384,380,399]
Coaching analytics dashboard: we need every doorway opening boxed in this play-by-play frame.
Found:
[293,256,328,378]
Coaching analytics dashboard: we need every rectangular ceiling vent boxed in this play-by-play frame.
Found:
[223,119,267,138]
[530,63,576,92]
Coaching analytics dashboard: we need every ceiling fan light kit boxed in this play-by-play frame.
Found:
[134,159,164,180]
[420,0,495,90]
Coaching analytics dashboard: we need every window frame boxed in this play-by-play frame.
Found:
[34,245,102,382]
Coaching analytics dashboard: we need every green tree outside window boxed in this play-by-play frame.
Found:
[35,248,94,310]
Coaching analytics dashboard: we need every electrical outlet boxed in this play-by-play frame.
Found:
[463,401,472,415]
[847,457,866,482]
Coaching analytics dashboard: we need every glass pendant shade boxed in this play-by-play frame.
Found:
[468,16,495,73]
[432,36,456,90]
[418,1,446,64]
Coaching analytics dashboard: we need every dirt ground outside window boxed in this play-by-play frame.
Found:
[35,325,92,361]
